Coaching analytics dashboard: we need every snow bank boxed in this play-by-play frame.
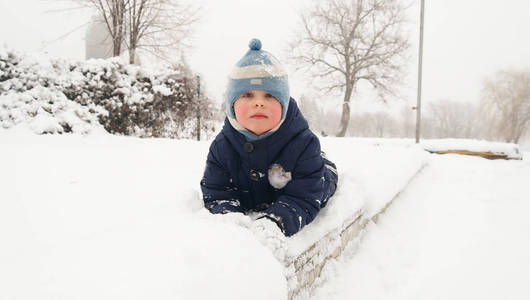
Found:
[5,132,524,299]
[305,137,524,160]
[0,132,286,300]
[1,132,432,299]
[312,152,530,300]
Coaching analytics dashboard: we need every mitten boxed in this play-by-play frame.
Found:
[205,199,243,214]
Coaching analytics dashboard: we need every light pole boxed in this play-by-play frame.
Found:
[415,0,425,144]
[196,75,201,141]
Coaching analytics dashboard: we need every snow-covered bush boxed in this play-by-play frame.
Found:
[1,48,105,134]
[0,48,25,90]
[0,46,219,138]
[0,86,104,134]
[58,58,202,137]
[0,48,63,93]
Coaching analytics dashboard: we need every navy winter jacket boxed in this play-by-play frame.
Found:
[200,98,337,236]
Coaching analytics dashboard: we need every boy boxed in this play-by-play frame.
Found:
[200,39,338,237]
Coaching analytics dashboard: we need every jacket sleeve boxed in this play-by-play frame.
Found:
[200,140,243,214]
[264,135,326,236]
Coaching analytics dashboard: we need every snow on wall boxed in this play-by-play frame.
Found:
[285,138,429,259]
[422,138,523,159]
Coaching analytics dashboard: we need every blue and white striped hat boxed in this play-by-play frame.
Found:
[226,38,290,123]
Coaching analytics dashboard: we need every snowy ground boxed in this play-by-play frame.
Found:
[1,130,529,300]
[312,152,530,300]
[0,130,286,300]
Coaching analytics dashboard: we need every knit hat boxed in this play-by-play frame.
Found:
[225,39,290,140]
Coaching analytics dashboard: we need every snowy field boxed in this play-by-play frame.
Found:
[1,130,529,300]
[312,152,530,300]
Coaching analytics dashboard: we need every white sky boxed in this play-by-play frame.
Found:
[1,0,530,112]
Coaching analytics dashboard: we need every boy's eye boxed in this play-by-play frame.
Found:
[239,92,276,100]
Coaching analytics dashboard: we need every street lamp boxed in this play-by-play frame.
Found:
[196,75,201,141]
[415,0,425,143]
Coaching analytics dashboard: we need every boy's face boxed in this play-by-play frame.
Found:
[233,90,282,136]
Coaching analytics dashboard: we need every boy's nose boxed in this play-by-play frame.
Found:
[252,97,266,107]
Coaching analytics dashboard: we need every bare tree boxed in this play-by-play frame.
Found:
[126,0,199,64]
[371,111,394,137]
[290,0,409,137]
[424,99,480,139]
[481,70,530,143]
[79,0,198,64]
[84,0,127,56]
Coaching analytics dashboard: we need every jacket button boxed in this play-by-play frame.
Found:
[249,169,260,181]
[244,142,254,153]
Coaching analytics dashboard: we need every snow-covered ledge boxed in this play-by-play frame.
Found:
[421,139,523,160]
[278,139,429,299]
[280,138,524,298]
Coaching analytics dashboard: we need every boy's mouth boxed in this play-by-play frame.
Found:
[250,113,267,119]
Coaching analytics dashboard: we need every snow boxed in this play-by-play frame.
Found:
[1,129,529,300]
[311,153,530,300]
[284,138,429,259]
[268,163,292,189]
[422,138,523,159]
[0,87,105,134]
[152,84,172,96]
[0,131,285,300]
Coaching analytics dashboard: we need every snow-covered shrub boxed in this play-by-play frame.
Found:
[0,86,105,134]
[0,48,62,93]
[0,46,220,138]
[0,48,23,90]
[58,58,206,138]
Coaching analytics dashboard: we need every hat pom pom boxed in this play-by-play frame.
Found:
[249,38,262,51]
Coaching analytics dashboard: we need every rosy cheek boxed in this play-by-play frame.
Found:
[270,103,283,122]
[233,101,248,119]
